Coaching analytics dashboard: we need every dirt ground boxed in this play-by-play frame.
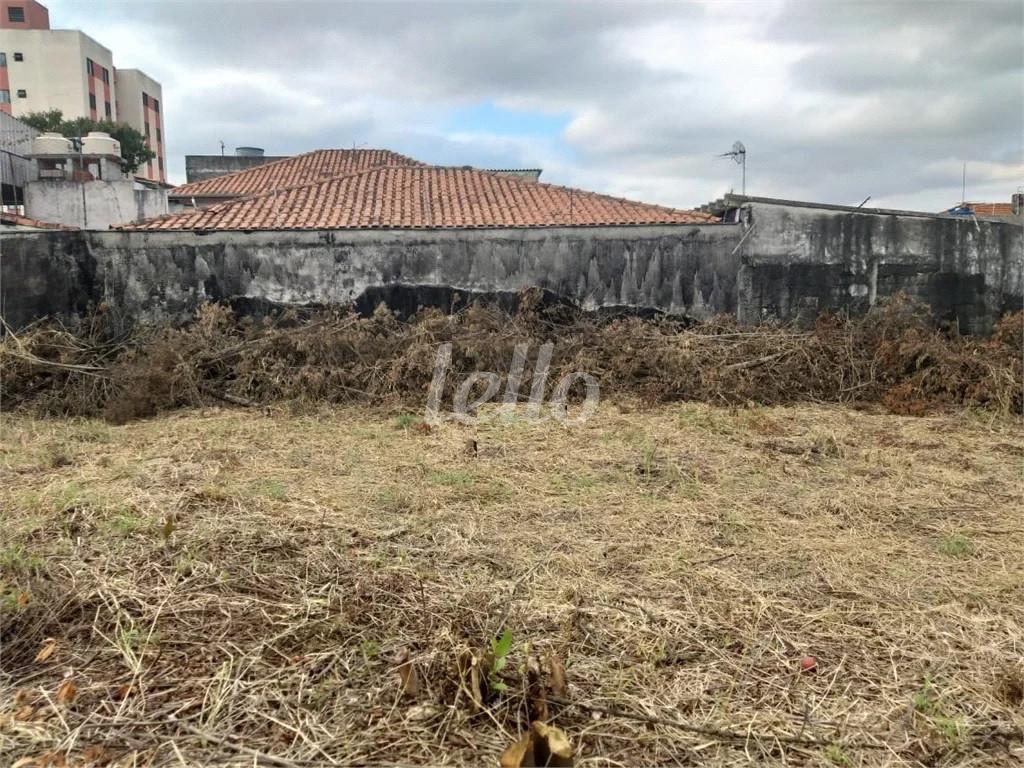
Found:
[1,401,1022,766]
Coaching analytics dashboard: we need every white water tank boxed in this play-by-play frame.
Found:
[81,131,121,157]
[31,132,74,155]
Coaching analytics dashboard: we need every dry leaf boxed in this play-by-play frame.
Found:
[548,654,567,698]
[499,731,534,768]
[531,721,574,767]
[393,648,419,699]
[14,705,36,722]
[114,684,133,700]
[11,758,37,768]
[82,745,109,765]
[55,679,77,705]
[16,592,30,608]
[37,752,68,768]
[500,722,575,767]
[35,638,57,663]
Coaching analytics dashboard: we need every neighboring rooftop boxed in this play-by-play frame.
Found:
[704,193,1024,221]
[170,149,427,200]
[127,165,717,231]
[945,200,1023,219]
[0,211,78,230]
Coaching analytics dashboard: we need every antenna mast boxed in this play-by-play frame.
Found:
[717,141,747,196]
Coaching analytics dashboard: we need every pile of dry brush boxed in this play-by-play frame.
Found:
[2,292,1021,422]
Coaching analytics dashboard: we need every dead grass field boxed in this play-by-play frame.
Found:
[1,401,1022,766]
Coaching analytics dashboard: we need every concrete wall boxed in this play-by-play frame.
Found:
[25,180,168,229]
[184,154,289,183]
[739,202,1023,334]
[1,207,1020,333]
[1,224,741,327]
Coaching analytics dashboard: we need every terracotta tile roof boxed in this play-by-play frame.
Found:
[963,202,1017,217]
[126,166,718,231]
[0,211,78,230]
[169,149,426,199]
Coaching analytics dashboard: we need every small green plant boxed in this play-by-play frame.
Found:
[823,743,852,766]
[392,413,421,430]
[0,546,45,575]
[108,511,147,535]
[428,470,475,488]
[360,639,381,661]
[934,714,966,747]
[259,480,289,501]
[938,534,973,558]
[489,630,514,692]
[913,676,938,714]
[640,440,658,477]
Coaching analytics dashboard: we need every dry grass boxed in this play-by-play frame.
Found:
[1,401,1022,766]
[3,297,1022,423]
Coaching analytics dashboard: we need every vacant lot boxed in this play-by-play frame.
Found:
[1,402,1022,766]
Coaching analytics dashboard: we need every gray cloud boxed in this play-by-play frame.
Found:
[50,0,1023,210]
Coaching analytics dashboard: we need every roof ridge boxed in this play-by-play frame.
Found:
[183,164,705,219]
[170,148,425,197]
[170,149,324,196]
[179,163,410,212]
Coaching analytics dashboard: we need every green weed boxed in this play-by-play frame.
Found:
[938,534,973,558]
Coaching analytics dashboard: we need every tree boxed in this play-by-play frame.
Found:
[21,109,156,174]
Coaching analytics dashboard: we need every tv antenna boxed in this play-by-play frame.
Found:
[717,140,746,196]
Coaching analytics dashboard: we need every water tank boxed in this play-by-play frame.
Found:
[235,146,265,157]
[31,132,73,155]
[81,131,121,157]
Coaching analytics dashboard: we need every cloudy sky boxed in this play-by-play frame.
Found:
[48,0,1023,211]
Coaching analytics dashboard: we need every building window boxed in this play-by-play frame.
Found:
[16,89,26,98]
[153,98,160,113]
[102,68,109,84]
[89,93,96,109]
[13,52,22,62]
[144,122,150,137]
[158,157,163,172]
[156,127,161,142]
[86,58,93,76]
[0,91,9,104]
[142,92,148,107]
[0,54,6,67]
[104,101,111,118]
[7,7,25,23]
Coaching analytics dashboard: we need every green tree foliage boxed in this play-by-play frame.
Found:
[21,109,156,174]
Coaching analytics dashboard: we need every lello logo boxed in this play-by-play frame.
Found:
[424,342,600,425]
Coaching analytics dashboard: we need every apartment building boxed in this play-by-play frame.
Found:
[115,68,165,182]
[0,0,166,182]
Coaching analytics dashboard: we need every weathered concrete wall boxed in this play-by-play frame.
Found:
[96,225,741,325]
[25,180,169,230]
[2,208,1020,333]
[0,230,95,325]
[184,154,289,183]
[739,202,1023,334]
[0,225,740,328]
